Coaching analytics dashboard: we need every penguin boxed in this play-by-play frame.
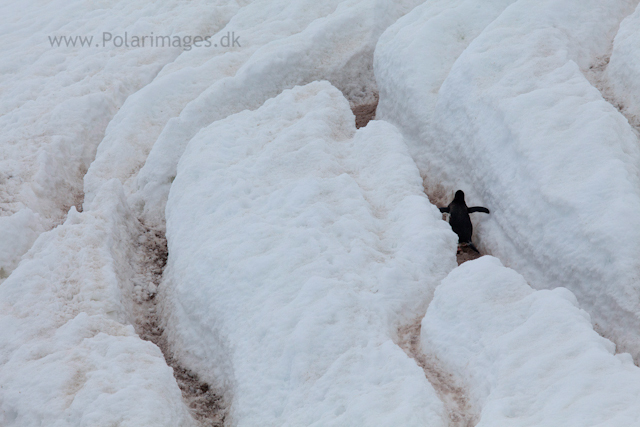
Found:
[439,190,489,253]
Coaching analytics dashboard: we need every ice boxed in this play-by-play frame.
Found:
[162,81,456,426]
[0,180,193,426]
[375,0,640,358]
[422,256,640,426]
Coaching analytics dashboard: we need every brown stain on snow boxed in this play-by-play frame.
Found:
[134,227,227,427]
[397,320,478,427]
[352,94,378,129]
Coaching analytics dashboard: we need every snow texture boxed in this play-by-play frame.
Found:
[163,81,457,426]
[84,0,424,231]
[607,2,640,127]
[375,0,640,359]
[0,180,193,426]
[0,0,222,278]
[422,256,640,426]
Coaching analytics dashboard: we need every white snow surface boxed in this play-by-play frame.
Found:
[0,0,225,278]
[84,0,423,231]
[5,0,640,423]
[0,180,193,427]
[422,256,640,426]
[375,0,640,358]
[607,2,640,127]
[163,81,457,426]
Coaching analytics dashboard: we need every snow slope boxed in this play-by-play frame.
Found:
[607,2,640,127]
[422,256,640,426]
[375,0,640,358]
[0,180,193,427]
[0,0,229,279]
[162,81,457,426]
[83,0,424,231]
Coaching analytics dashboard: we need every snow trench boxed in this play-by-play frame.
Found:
[3,0,464,423]
[7,0,640,424]
[375,0,640,360]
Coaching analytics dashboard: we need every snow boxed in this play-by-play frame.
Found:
[375,0,640,359]
[84,0,424,231]
[162,81,456,426]
[0,0,225,279]
[4,0,640,423]
[422,256,640,426]
[0,180,193,426]
[607,2,640,127]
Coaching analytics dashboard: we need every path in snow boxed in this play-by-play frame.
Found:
[397,319,478,427]
[352,93,379,129]
[355,97,478,424]
[130,226,227,427]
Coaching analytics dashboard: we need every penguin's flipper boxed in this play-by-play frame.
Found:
[468,206,490,214]
[467,242,480,253]
[439,207,450,213]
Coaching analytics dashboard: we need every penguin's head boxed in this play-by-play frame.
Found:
[454,190,465,201]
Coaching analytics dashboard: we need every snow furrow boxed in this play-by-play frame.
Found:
[130,226,227,427]
[375,0,640,360]
[397,320,478,427]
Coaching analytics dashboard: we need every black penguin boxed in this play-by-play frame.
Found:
[439,190,489,253]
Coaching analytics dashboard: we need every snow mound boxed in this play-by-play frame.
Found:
[163,81,457,426]
[375,0,640,358]
[0,180,193,427]
[422,256,640,426]
[83,0,424,231]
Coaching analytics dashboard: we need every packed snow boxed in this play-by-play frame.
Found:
[0,180,194,426]
[607,2,640,127]
[375,0,640,359]
[4,0,640,424]
[84,0,424,231]
[0,0,230,279]
[423,256,640,426]
[162,81,456,426]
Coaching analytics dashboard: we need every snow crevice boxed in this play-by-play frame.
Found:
[129,226,227,427]
[397,319,478,427]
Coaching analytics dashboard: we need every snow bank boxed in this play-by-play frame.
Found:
[0,209,43,280]
[0,0,226,278]
[84,0,424,230]
[0,180,193,427]
[375,0,640,358]
[422,256,640,426]
[607,2,640,127]
[374,0,517,158]
[163,81,456,426]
